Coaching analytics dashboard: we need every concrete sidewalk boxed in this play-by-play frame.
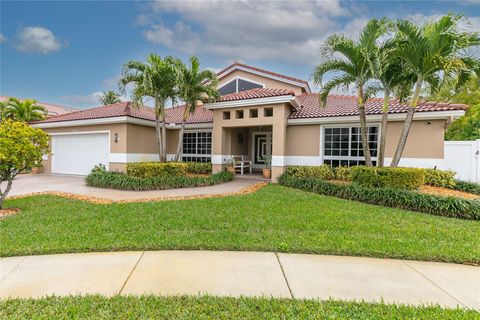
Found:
[5,174,258,201]
[1,251,478,309]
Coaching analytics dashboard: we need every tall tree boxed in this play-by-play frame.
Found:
[367,39,414,167]
[314,18,389,166]
[1,98,47,122]
[97,90,121,105]
[389,14,480,167]
[174,57,219,161]
[120,54,180,162]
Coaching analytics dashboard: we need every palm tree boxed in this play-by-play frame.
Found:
[120,54,180,162]
[314,18,389,166]
[174,57,219,161]
[2,97,47,122]
[367,39,414,167]
[389,14,480,167]
[97,90,121,105]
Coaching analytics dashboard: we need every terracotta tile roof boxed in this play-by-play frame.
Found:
[290,93,469,119]
[0,95,78,117]
[217,61,310,87]
[31,102,156,123]
[165,104,213,124]
[218,88,295,102]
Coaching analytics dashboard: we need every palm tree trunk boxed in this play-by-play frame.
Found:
[160,104,167,163]
[174,118,186,161]
[390,79,422,167]
[377,92,390,167]
[154,99,163,162]
[357,87,373,167]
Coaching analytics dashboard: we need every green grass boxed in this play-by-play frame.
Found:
[1,295,477,319]
[1,185,479,263]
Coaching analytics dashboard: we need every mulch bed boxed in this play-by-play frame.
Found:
[419,185,480,200]
[0,208,20,218]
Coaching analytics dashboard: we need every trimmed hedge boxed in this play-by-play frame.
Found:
[127,162,187,178]
[333,166,352,181]
[454,180,480,195]
[423,169,456,188]
[279,174,480,220]
[351,166,425,190]
[186,162,212,174]
[285,165,335,180]
[86,171,233,191]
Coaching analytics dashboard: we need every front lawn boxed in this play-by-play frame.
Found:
[1,295,477,319]
[1,185,479,263]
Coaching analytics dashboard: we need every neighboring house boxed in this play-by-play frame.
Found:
[0,96,79,117]
[31,62,467,181]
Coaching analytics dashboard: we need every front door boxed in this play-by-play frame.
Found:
[252,132,272,168]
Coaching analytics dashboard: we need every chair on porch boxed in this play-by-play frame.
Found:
[232,155,252,175]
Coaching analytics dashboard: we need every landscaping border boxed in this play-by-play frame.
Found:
[7,182,268,204]
[279,174,480,220]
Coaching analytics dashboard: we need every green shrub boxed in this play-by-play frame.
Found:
[86,171,233,191]
[423,169,456,188]
[351,166,425,190]
[454,180,480,195]
[285,165,335,180]
[186,162,212,174]
[279,174,480,220]
[334,166,352,181]
[126,162,187,178]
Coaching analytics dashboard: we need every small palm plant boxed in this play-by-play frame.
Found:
[174,56,219,161]
[97,90,121,105]
[1,97,48,122]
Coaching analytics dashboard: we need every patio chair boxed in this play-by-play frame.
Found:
[232,155,252,175]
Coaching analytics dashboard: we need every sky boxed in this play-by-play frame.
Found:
[1,0,479,109]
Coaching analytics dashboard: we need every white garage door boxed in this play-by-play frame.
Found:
[52,133,109,175]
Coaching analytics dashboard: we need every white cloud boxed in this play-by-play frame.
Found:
[15,26,63,54]
[61,92,103,107]
[141,0,356,64]
[0,33,6,43]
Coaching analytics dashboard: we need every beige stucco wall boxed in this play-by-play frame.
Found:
[286,125,320,156]
[218,70,305,95]
[384,119,445,158]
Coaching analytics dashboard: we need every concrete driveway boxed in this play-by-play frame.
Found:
[4,174,258,202]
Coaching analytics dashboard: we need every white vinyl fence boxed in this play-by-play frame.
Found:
[444,139,480,183]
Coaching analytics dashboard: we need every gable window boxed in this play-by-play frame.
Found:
[218,77,263,95]
[182,131,212,163]
[323,126,379,167]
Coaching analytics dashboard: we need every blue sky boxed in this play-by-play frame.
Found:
[1,0,479,109]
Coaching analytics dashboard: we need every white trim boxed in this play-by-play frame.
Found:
[32,116,156,129]
[217,65,311,92]
[384,157,444,169]
[288,110,465,125]
[204,95,298,109]
[48,130,111,136]
[108,153,176,163]
[285,156,323,166]
[212,155,230,165]
[271,155,286,167]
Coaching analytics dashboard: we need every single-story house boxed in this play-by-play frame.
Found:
[0,96,79,117]
[31,62,468,181]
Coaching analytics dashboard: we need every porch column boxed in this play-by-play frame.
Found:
[271,104,288,182]
[212,126,231,173]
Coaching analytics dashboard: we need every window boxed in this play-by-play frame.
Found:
[223,111,231,120]
[249,109,258,118]
[218,78,263,95]
[235,110,244,119]
[264,108,273,117]
[323,126,378,167]
[182,131,212,163]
